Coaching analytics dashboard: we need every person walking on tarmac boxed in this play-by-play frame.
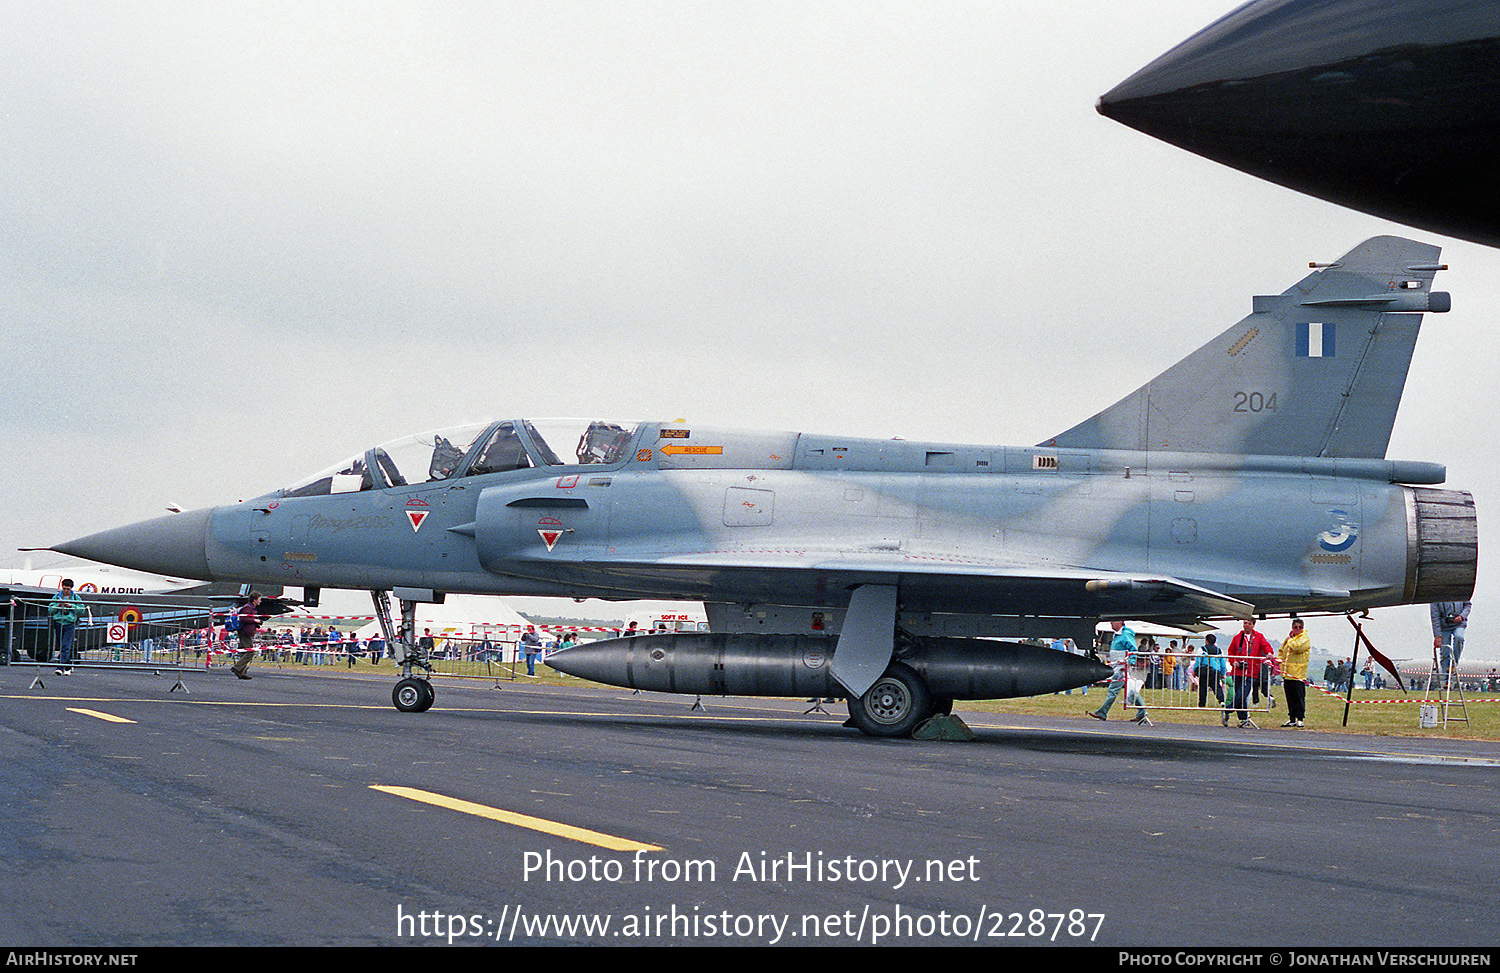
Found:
[1279,617,1312,728]
[230,592,264,680]
[1087,621,1148,724]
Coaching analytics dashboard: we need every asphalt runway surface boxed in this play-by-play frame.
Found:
[2,661,1497,948]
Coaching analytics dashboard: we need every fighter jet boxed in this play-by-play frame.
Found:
[50,236,1476,735]
[1098,0,1500,247]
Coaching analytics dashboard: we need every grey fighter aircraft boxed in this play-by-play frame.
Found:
[50,236,1476,735]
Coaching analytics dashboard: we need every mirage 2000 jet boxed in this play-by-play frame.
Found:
[51,236,1476,736]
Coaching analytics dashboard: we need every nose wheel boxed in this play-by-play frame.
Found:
[393,677,435,713]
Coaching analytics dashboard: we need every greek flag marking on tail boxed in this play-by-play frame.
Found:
[1297,322,1335,358]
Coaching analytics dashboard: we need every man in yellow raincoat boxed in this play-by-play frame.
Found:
[1278,618,1312,728]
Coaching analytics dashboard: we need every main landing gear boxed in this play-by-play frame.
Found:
[373,590,435,713]
[843,660,962,737]
[844,661,933,738]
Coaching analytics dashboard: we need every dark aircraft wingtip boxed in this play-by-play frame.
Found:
[1096,0,1500,246]
[1095,62,1180,137]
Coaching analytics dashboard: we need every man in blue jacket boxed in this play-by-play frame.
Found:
[1087,621,1147,724]
[48,579,87,675]
[1431,601,1472,684]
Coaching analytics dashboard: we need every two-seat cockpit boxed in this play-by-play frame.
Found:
[280,419,639,498]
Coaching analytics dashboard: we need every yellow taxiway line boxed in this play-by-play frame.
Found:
[66,707,136,724]
[370,784,664,852]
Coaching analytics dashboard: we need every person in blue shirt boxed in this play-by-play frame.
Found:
[48,579,87,675]
[1196,633,1227,708]
[1087,621,1147,724]
[1431,601,1471,684]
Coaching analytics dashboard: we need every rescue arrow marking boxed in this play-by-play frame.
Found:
[659,444,724,457]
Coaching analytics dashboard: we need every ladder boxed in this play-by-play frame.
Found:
[1441,669,1471,728]
[1420,644,1470,728]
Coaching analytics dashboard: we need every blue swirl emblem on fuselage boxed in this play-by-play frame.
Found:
[1318,510,1358,553]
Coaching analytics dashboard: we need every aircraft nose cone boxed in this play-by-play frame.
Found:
[52,506,214,580]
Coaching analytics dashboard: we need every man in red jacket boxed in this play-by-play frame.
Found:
[1223,618,1275,728]
[230,592,264,681]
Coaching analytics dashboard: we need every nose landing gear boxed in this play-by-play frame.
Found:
[393,676,435,712]
[374,590,435,713]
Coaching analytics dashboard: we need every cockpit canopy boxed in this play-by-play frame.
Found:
[282,419,639,498]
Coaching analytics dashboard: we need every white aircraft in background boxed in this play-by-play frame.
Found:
[1,560,201,596]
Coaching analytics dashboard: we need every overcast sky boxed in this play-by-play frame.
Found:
[5,1,1493,665]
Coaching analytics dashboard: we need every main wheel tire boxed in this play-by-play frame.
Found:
[846,662,932,738]
[393,678,427,712]
[415,679,435,712]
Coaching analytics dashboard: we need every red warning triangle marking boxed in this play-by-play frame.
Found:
[406,510,429,532]
[538,529,563,551]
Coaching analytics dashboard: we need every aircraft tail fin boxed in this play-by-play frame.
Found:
[1045,236,1448,458]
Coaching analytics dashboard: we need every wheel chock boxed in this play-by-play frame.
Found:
[912,713,976,741]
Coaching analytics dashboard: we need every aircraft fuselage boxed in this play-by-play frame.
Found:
[138,425,1469,624]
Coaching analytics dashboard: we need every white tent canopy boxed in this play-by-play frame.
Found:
[348,595,536,644]
[1095,620,1225,640]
